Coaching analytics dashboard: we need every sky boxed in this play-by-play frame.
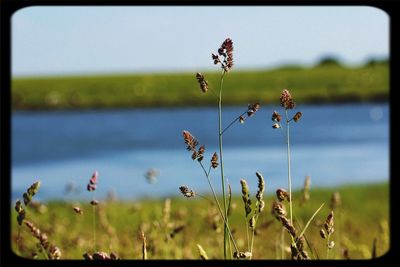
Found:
[12,6,389,77]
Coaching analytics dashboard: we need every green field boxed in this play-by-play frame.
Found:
[12,182,389,260]
[12,64,388,110]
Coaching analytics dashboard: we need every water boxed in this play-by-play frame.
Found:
[11,103,389,202]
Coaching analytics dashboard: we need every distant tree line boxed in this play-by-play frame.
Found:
[315,55,388,67]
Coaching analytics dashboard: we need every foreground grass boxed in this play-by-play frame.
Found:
[12,182,389,259]
[12,64,388,110]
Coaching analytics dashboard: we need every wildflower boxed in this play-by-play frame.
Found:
[280,89,295,109]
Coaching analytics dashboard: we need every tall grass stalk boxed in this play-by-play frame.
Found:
[198,162,239,254]
[285,109,294,225]
[87,171,98,252]
[92,198,97,251]
[217,71,229,259]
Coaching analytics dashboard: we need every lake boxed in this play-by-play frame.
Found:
[11,103,389,202]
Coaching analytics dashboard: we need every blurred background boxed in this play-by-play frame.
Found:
[11,6,389,202]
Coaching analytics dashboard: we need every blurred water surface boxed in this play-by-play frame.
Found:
[11,103,389,201]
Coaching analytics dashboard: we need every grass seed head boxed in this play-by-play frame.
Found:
[272,111,282,122]
[234,251,252,259]
[90,200,99,206]
[197,145,205,162]
[293,111,303,122]
[324,211,335,234]
[276,188,291,202]
[73,207,83,215]
[249,216,256,229]
[280,89,295,109]
[272,123,281,129]
[182,130,198,152]
[211,152,219,168]
[92,251,110,260]
[195,73,209,93]
[301,176,311,203]
[247,103,260,117]
[87,171,98,192]
[179,185,195,198]
[255,172,265,202]
[240,179,252,217]
[49,245,61,259]
[272,201,286,219]
[330,191,342,209]
[213,38,234,72]
[280,216,296,238]
[320,229,327,239]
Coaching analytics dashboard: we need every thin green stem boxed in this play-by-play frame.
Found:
[326,234,331,259]
[195,193,214,203]
[221,110,248,135]
[285,109,293,226]
[199,162,239,254]
[92,198,97,252]
[245,219,250,252]
[249,214,259,260]
[218,71,229,259]
[40,243,49,259]
[298,203,325,238]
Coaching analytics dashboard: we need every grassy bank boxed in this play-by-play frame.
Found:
[12,182,389,259]
[12,64,388,110]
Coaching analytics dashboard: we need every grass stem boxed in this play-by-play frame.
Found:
[218,71,229,259]
[285,109,293,225]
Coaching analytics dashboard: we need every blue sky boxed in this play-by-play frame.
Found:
[12,6,389,77]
